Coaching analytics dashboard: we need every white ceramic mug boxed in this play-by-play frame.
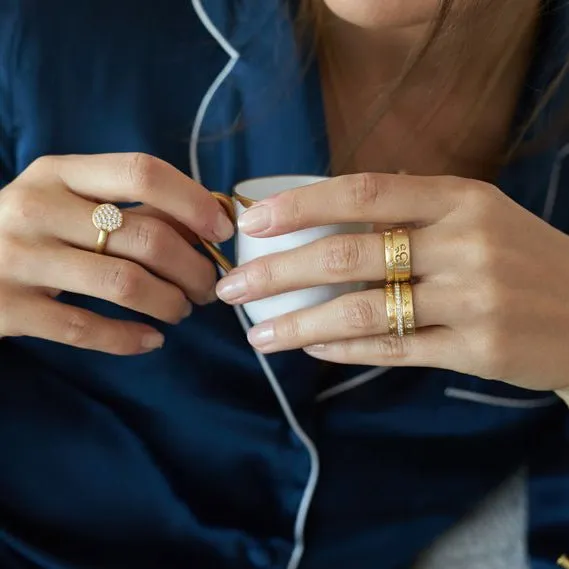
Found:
[201,175,372,324]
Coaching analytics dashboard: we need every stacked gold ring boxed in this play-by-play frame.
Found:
[383,228,411,282]
[383,227,415,337]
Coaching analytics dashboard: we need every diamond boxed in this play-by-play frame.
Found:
[92,204,123,232]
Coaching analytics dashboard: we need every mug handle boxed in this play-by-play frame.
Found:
[198,192,236,273]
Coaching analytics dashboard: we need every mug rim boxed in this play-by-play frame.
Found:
[234,174,329,208]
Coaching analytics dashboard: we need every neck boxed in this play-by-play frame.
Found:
[319,1,541,177]
[320,1,539,91]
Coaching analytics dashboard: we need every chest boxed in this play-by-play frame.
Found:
[320,67,523,180]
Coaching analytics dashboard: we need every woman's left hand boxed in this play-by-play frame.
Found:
[216,173,569,391]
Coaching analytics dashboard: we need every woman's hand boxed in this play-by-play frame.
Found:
[0,153,234,355]
[216,173,569,391]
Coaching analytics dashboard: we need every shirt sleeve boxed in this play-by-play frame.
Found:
[0,0,18,188]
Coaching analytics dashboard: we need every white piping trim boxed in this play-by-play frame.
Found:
[189,4,319,568]
[233,306,319,569]
[316,367,390,403]
[542,142,569,222]
[189,0,239,183]
[444,387,558,409]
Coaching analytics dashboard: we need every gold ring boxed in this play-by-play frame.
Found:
[385,283,398,336]
[399,282,416,335]
[92,203,123,254]
[383,227,412,283]
[383,230,395,283]
[385,282,415,337]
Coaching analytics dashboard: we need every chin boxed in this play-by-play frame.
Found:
[321,0,442,29]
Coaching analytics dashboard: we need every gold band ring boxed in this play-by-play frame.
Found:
[384,230,395,283]
[385,282,416,337]
[383,227,412,283]
[385,283,398,336]
[399,282,416,335]
[92,203,123,254]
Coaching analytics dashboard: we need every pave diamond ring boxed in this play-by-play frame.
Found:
[92,203,123,254]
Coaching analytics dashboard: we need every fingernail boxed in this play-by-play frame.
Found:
[205,287,219,304]
[214,210,235,242]
[238,204,271,234]
[216,272,248,302]
[182,303,193,317]
[247,322,275,349]
[141,332,164,351]
[304,344,328,354]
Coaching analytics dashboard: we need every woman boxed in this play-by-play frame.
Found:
[0,0,567,568]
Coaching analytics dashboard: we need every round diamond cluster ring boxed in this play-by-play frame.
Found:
[92,203,123,232]
[92,203,124,254]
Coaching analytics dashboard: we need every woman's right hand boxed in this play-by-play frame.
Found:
[0,153,234,355]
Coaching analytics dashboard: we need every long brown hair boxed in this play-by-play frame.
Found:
[296,0,569,173]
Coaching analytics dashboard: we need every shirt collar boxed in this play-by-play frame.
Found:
[196,0,569,214]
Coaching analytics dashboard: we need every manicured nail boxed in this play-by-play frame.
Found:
[216,272,248,302]
[304,344,328,354]
[238,204,271,234]
[141,332,164,351]
[248,322,275,349]
[214,210,235,242]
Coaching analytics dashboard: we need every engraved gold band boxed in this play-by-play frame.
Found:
[384,230,395,283]
[399,282,416,335]
[558,555,569,569]
[385,282,415,337]
[383,227,412,283]
[385,283,398,336]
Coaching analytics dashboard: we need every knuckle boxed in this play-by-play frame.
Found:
[134,219,169,262]
[460,180,496,214]
[279,315,303,340]
[27,155,56,174]
[372,334,409,360]
[346,172,381,210]
[474,281,507,319]
[321,236,363,276]
[470,328,510,380]
[61,311,94,346]
[0,185,46,223]
[457,286,485,319]
[123,152,161,198]
[289,193,304,227]
[340,297,378,330]
[104,262,143,303]
[246,258,277,290]
[464,229,497,272]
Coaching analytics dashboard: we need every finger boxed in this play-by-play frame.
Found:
[216,228,437,304]
[24,153,234,242]
[0,289,164,355]
[127,204,199,244]
[9,244,192,324]
[39,192,217,305]
[238,173,465,236]
[303,327,456,369]
[246,283,448,353]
